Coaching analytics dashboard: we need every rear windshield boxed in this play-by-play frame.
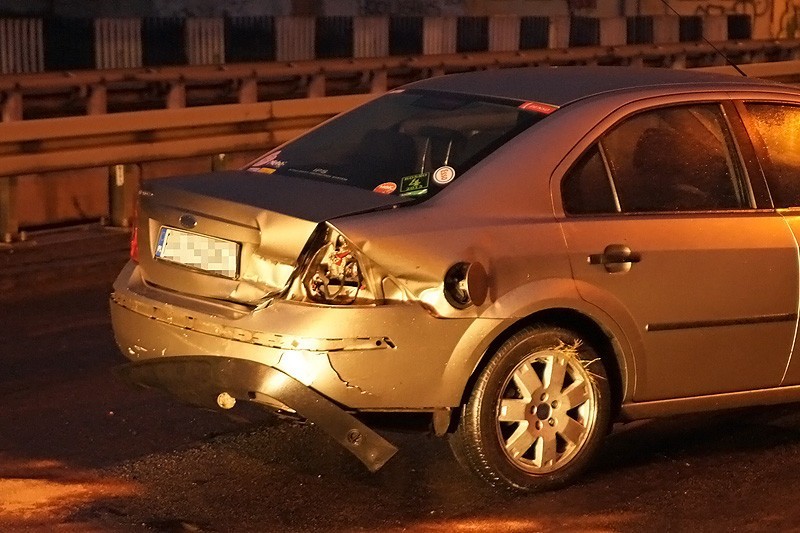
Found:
[247,89,549,199]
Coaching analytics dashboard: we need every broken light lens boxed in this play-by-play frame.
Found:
[301,230,374,305]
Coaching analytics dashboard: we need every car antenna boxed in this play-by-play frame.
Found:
[656,0,748,77]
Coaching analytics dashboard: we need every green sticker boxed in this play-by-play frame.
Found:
[400,188,428,197]
[400,173,430,193]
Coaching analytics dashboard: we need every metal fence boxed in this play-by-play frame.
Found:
[0,18,43,74]
[0,13,756,74]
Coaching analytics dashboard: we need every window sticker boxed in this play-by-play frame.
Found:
[373,182,397,194]
[400,172,430,193]
[432,166,456,185]
[518,101,558,115]
[256,167,276,174]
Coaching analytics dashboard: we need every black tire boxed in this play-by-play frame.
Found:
[449,325,611,492]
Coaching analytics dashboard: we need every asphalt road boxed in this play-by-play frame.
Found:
[5,267,800,531]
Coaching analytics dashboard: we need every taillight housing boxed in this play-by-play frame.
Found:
[293,226,380,305]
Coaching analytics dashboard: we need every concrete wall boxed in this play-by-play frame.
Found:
[0,0,788,39]
[638,0,789,40]
[2,0,548,17]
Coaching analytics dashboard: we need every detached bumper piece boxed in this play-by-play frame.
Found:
[117,357,398,472]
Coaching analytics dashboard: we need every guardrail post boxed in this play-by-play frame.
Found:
[2,90,22,122]
[167,82,186,108]
[239,78,258,104]
[370,69,387,93]
[87,83,107,115]
[0,176,18,243]
[108,164,140,228]
[671,54,687,69]
[307,73,326,98]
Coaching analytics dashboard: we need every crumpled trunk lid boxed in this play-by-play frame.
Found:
[135,170,409,305]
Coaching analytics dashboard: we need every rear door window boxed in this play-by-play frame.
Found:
[562,104,750,214]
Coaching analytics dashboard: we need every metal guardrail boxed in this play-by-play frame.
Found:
[2,52,800,243]
[0,94,372,241]
[696,59,800,79]
[2,39,800,120]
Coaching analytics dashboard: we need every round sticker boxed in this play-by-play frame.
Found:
[433,166,456,185]
[373,182,397,194]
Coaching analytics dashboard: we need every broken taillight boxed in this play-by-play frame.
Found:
[296,227,378,305]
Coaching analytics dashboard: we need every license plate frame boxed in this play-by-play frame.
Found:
[154,226,240,279]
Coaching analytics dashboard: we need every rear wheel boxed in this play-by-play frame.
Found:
[449,326,611,492]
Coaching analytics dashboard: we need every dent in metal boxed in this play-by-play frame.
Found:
[113,291,396,353]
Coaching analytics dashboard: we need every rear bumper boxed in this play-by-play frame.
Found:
[118,356,398,472]
[110,261,481,409]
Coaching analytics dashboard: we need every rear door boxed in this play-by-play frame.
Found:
[557,101,798,402]
[742,100,800,386]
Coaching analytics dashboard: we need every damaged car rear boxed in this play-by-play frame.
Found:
[112,83,552,482]
[113,66,800,492]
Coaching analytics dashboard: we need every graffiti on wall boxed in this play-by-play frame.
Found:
[778,2,800,37]
[690,0,767,18]
[360,0,467,16]
[682,0,800,38]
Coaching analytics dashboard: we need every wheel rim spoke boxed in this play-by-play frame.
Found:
[512,364,542,399]
[537,432,558,467]
[561,379,590,410]
[505,423,535,459]
[545,356,567,392]
[499,398,529,422]
[558,416,586,447]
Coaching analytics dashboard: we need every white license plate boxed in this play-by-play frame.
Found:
[154,227,239,279]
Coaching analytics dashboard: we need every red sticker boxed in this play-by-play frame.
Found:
[373,182,397,194]
[518,101,558,115]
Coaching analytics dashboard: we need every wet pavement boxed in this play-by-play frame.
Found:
[4,230,800,531]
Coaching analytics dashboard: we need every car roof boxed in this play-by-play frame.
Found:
[406,66,791,107]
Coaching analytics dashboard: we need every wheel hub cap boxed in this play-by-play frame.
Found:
[495,349,598,474]
[534,403,551,420]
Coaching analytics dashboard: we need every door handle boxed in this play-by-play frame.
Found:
[588,244,641,273]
